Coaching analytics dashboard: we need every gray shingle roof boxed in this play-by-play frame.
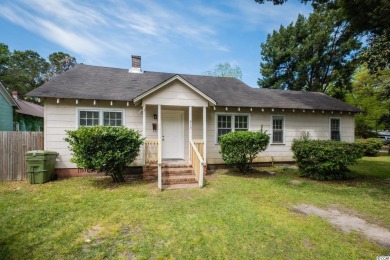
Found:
[27,64,360,112]
[14,97,44,118]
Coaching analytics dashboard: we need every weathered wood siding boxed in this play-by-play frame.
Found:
[0,131,44,181]
[0,93,14,131]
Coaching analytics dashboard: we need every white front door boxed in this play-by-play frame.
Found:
[162,111,184,159]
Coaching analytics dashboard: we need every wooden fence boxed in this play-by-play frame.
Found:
[0,131,44,181]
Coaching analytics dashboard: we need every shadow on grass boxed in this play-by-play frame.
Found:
[0,239,12,260]
[88,175,153,190]
[223,167,279,179]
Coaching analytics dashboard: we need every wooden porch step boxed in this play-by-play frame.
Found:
[162,183,199,190]
[162,175,197,185]
[144,167,193,175]
[146,163,192,168]
[162,167,193,176]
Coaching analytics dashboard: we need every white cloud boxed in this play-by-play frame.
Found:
[0,0,230,64]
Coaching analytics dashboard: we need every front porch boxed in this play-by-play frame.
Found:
[133,75,217,190]
[140,105,208,190]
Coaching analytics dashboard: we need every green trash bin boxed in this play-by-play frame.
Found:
[26,150,58,184]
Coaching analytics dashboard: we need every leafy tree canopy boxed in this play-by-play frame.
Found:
[203,62,242,80]
[47,52,77,80]
[346,66,390,136]
[255,0,390,71]
[1,49,49,97]
[258,8,360,97]
[0,42,77,98]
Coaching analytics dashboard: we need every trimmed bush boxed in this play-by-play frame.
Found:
[355,138,383,156]
[291,140,363,180]
[219,130,270,173]
[65,126,144,182]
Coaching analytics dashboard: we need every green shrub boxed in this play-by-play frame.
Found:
[219,130,270,174]
[355,138,383,156]
[291,140,363,180]
[65,126,144,182]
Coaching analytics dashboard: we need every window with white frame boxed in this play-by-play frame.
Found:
[235,115,248,131]
[79,111,100,126]
[330,118,341,141]
[78,109,123,127]
[272,116,284,144]
[216,114,249,142]
[103,111,122,126]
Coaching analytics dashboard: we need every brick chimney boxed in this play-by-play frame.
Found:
[12,91,18,99]
[129,55,142,73]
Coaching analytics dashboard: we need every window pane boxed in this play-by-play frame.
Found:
[103,112,122,126]
[272,116,284,143]
[330,119,340,141]
[79,111,100,126]
[217,115,232,142]
[273,131,282,143]
[235,115,248,130]
[331,131,340,141]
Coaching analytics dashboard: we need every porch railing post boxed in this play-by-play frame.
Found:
[142,104,146,166]
[158,104,162,190]
[203,106,207,163]
[189,106,192,164]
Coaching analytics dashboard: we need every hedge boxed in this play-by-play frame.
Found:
[219,130,269,173]
[291,140,363,180]
[65,126,144,182]
[355,138,383,156]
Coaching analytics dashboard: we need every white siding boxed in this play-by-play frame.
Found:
[45,98,356,169]
[45,98,144,168]
[143,80,208,107]
[204,107,356,164]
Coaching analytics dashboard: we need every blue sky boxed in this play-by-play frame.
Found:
[0,0,312,88]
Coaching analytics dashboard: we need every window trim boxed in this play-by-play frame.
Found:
[270,115,285,145]
[215,112,251,144]
[329,117,341,141]
[76,107,125,128]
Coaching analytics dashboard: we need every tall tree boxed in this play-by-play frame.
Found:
[203,62,242,80]
[255,0,390,72]
[346,66,390,136]
[258,8,360,97]
[1,50,49,97]
[0,43,78,98]
[46,52,77,80]
[0,43,10,73]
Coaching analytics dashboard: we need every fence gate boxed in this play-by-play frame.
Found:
[0,131,44,181]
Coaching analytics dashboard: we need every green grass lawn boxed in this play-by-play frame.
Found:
[1,156,389,259]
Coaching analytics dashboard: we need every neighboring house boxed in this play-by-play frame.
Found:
[28,56,360,188]
[12,91,44,132]
[0,82,20,131]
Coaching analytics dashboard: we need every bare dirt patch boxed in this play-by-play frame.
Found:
[292,204,390,248]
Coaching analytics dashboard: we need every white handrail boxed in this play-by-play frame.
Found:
[190,141,204,188]
[157,140,162,190]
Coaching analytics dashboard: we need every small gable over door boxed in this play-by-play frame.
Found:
[136,76,215,107]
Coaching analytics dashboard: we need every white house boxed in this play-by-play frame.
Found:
[28,56,360,189]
